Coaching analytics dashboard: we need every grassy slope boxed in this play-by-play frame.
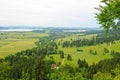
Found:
[49,36,120,67]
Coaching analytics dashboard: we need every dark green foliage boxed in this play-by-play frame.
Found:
[89,49,93,54]
[94,51,98,55]
[78,59,88,68]
[58,41,61,46]
[0,62,11,80]
[62,29,120,48]
[62,41,70,48]
[67,54,72,61]
[59,50,64,59]
[89,50,97,55]
[35,55,49,80]
[103,48,109,53]
[49,56,54,60]
[88,51,120,79]
[77,49,83,52]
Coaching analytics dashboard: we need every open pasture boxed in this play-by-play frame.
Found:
[0,31,49,58]
[48,40,120,67]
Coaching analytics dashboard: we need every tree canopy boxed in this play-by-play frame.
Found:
[96,0,120,32]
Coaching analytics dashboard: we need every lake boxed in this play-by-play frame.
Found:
[0,29,43,32]
[64,30,86,32]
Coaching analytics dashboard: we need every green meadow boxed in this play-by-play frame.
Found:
[0,39,36,58]
[47,34,120,67]
[47,41,120,67]
[0,31,49,58]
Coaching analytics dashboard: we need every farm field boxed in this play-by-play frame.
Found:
[0,39,36,58]
[0,31,49,58]
[0,31,49,39]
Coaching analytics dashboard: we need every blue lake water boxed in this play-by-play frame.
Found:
[0,29,43,32]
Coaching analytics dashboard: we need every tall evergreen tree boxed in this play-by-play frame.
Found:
[34,55,48,80]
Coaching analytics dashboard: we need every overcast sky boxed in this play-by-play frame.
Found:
[0,0,100,27]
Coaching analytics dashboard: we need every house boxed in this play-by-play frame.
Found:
[51,64,59,69]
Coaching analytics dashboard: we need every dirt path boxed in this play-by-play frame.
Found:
[61,59,65,65]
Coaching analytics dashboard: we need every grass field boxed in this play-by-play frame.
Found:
[0,31,49,58]
[47,40,120,67]
[0,39,37,58]
[0,31,49,39]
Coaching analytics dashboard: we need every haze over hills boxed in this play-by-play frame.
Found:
[0,26,100,29]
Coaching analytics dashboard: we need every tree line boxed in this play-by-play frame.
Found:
[61,29,120,48]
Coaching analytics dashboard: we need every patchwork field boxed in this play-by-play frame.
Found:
[0,39,37,58]
[0,31,49,39]
[0,31,49,58]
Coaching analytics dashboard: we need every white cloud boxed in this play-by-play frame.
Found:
[0,18,8,21]
[0,0,100,27]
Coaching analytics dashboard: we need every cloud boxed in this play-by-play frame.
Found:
[0,0,100,27]
[0,18,7,21]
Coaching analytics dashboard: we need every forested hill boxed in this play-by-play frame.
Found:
[97,28,120,43]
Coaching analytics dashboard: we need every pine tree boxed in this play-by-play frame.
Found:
[34,55,48,80]
[67,54,72,61]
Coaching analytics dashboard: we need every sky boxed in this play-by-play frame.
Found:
[0,0,100,28]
